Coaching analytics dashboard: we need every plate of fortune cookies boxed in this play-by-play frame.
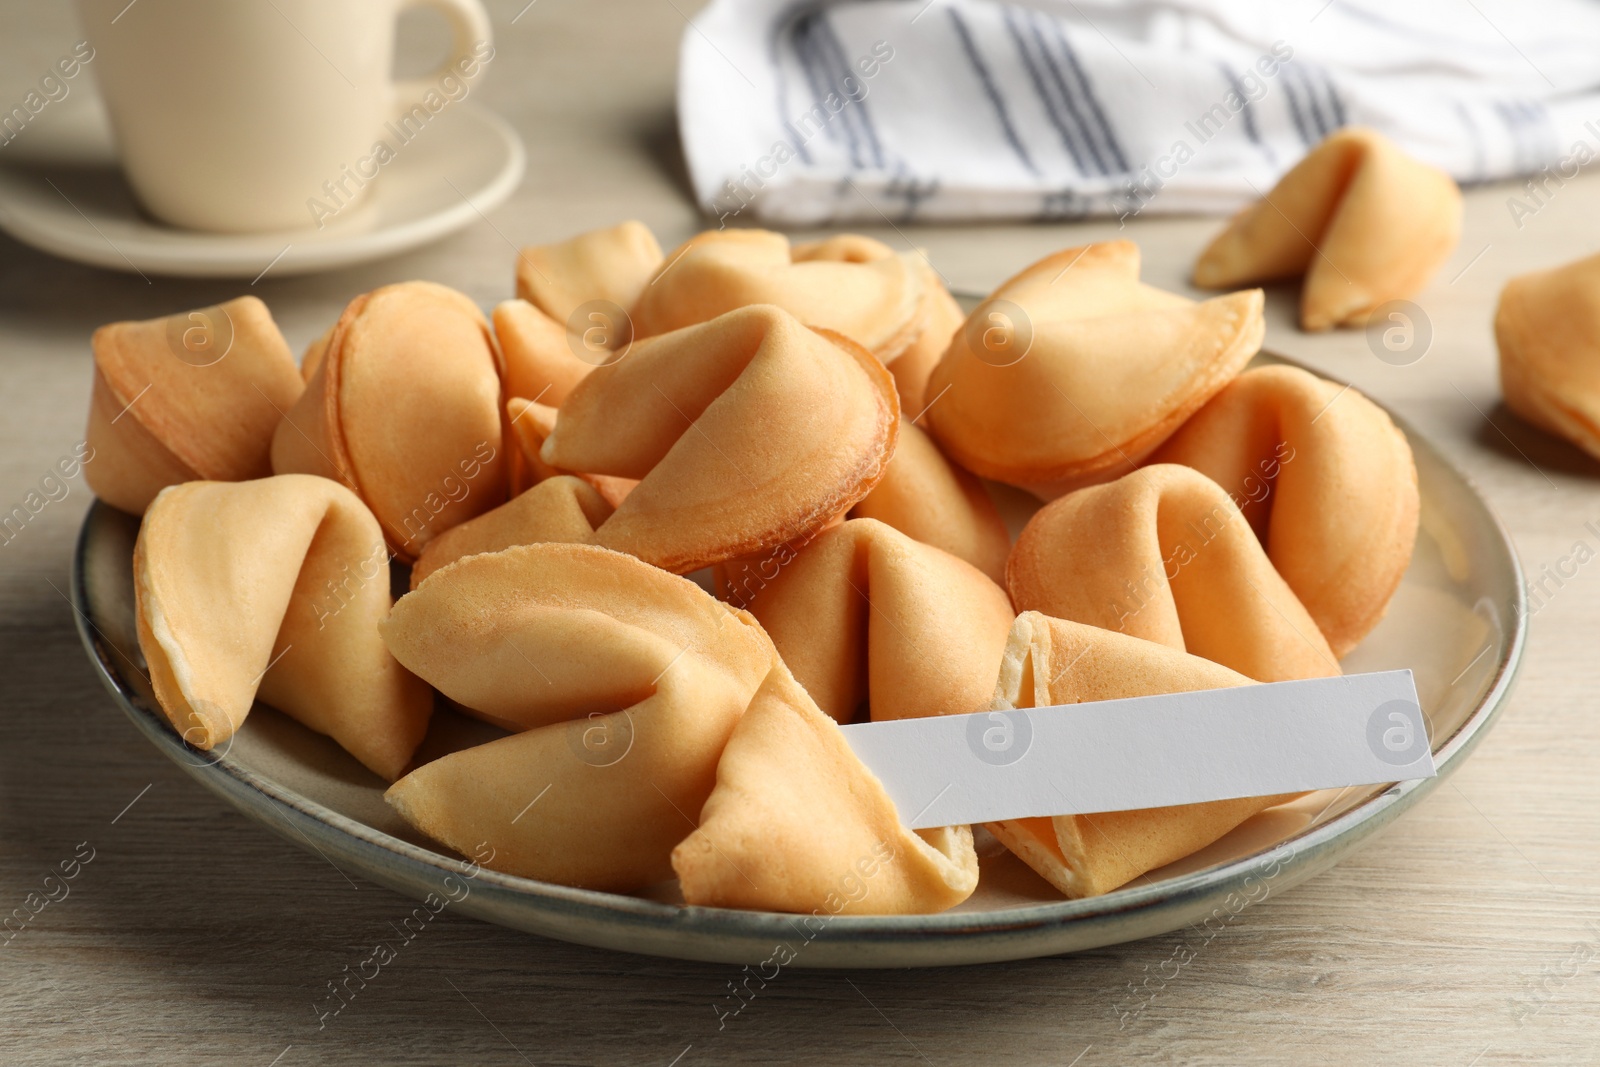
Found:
[72,217,1524,967]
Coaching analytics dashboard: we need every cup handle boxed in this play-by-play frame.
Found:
[391,0,494,118]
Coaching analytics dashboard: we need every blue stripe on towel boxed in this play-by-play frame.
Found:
[1028,9,1114,176]
[1318,65,1348,129]
[1454,101,1488,184]
[1039,186,1096,220]
[947,6,1042,176]
[817,13,886,169]
[790,14,859,165]
[885,164,940,221]
[1048,19,1130,174]
[1216,61,1279,168]
[769,0,813,165]
[1278,66,1315,147]
[1493,99,1556,173]
[782,117,815,166]
[1002,6,1090,174]
[1216,63,1263,146]
[1288,62,1330,139]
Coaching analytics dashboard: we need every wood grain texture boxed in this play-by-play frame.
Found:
[2,2,1598,1064]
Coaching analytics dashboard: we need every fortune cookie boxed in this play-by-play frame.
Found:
[494,300,599,410]
[132,475,432,780]
[926,241,1264,498]
[633,229,927,363]
[381,543,776,892]
[673,662,979,915]
[505,395,562,494]
[850,419,1010,583]
[782,233,965,411]
[1008,464,1339,682]
[270,281,508,560]
[409,475,613,588]
[85,296,304,514]
[515,219,664,326]
[1193,127,1462,331]
[741,518,1013,724]
[300,325,333,383]
[889,267,965,417]
[986,612,1297,898]
[1496,251,1600,462]
[505,396,635,504]
[541,304,899,573]
[1151,365,1418,654]
[500,220,665,407]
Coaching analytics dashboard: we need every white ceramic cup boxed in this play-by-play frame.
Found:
[75,0,493,234]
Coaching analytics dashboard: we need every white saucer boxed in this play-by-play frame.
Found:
[0,101,525,278]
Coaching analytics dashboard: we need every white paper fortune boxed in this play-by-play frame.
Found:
[839,670,1436,830]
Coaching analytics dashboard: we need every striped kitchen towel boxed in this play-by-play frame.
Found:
[678,0,1600,224]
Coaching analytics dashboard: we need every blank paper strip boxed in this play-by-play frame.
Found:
[839,670,1435,830]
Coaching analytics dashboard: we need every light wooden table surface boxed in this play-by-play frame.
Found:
[2,2,1598,1064]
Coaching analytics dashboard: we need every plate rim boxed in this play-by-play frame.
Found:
[69,350,1528,964]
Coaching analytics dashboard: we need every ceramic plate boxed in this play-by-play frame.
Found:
[0,102,523,278]
[71,352,1525,967]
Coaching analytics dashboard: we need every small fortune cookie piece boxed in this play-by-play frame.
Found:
[133,475,432,780]
[501,220,666,407]
[408,475,614,588]
[1496,251,1600,462]
[672,661,980,915]
[742,518,1014,724]
[1193,126,1462,331]
[1151,365,1419,655]
[1008,464,1339,682]
[270,281,508,561]
[504,396,635,504]
[632,229,926,363]
[85,296,304,514]
[381,543,777,892]
[986,612,1298,898]
[926,241,1264,498]
[541,304,899,573]
[850,419,1011,583]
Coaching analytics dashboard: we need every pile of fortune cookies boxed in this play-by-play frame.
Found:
[83,127,1582,915]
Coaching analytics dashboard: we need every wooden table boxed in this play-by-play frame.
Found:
[2,2,1597,1063]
